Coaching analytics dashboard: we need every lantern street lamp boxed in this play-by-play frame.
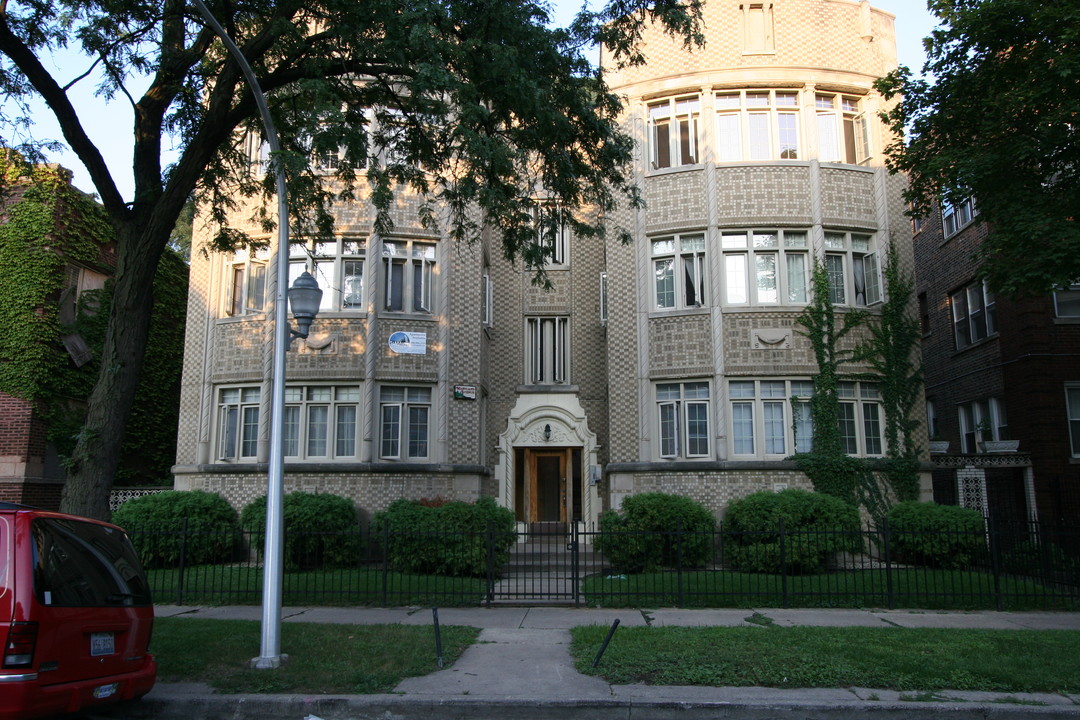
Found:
[287,271,323,340]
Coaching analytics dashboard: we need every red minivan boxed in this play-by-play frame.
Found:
[0,502,156,719]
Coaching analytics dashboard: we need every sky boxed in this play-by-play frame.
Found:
[5,0,939,203]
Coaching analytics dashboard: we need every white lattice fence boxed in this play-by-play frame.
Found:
[109,487,168,512]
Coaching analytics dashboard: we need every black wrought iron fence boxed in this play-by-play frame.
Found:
[126,518,1080,610]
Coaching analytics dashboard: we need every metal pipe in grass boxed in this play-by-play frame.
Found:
[591,618,620,668]
[433,607,444,668]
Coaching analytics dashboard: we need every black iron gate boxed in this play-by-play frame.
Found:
[486,524,604,605]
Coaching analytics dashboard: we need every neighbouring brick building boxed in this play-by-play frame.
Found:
[174,0,928,525]
[914,198,1080,526]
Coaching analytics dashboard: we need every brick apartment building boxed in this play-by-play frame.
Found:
[915,199,1080,526]
[173,0,928,525]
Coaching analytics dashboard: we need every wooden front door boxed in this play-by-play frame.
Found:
[529,450,567,523]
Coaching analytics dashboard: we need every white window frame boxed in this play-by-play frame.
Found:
[225,247,270,317]
[1066,384,1080,458]
[526,316,568,385]
[729,380,815,458]
[721,229,810,306]
[942,198,976,238]
[652,233,707,310]
[217,387,261,460]
[288,237,366,313]
[599,272,608,325]
[837,381,884,456]
[482,271,493,327]
[958,398,1008,453]
[382,238,436,313]
[379,385,432,460]
[950,279,997,349]
[715,89,801,161]
[657,381,712,459]
[649,96,700,170]
[815,93,870,165]
[533,202,569,266]
[282,385,362,460]
[822,231,881,307]
[1053,284,1080,318]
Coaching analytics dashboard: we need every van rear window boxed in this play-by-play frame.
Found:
[32,518,152,607]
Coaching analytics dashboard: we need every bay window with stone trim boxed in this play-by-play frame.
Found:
[715,89,800,161]
[815,92,870,165]
[379,386,432,460]
[722,229,809,305]
[652,233,706,310]
[649,96,700,170]
[657,381,711,459]
[823,231,881,307]
[729,380,814,458]
[291,236,366,312]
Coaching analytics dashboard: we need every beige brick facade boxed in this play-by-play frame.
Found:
[173,0,926,524]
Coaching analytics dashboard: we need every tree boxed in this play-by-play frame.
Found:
[0,0,702,519]
[875,0,1080,297]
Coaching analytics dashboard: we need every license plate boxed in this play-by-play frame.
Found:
[92,682,118,699]
[90,632,115,657]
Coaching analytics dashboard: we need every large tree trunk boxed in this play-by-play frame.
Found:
[60,223,167,520]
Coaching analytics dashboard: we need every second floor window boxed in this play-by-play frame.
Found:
[715,89,800,161]
[823,231,881,307]
[951,279,996,349]
[291,237,366,312]
[383,239,436,313]
[722,229,809,305]
[650,96,700,170]
[526,316,568,385]
[380,386,432,460]
[653,233,706,310]
[226,247,269,317]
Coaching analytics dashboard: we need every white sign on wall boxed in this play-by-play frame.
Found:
[388,331,427,354]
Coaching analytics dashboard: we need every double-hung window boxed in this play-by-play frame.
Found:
[950,279,996,349]
[534,202,569,266]
[715,90,800,161]
[1066,385,1080,457]
[815,93,870,165]
[649,97,700,169]
[722,229,809,305]
[383,239,436,313]
[1053,284,1080,318]
[657,381,711,458]
[942,198,976,238]
[837,382,883,456]
[218,387,261,460]
[380,386,432,459]
[526,316,568,385]
[729,379,814,457]
[652,234,706,310]
[823,232,881,307]
[226,247,269,317]
[291,237,366,312]
[958,398,1008,453]
[282,386,361,459]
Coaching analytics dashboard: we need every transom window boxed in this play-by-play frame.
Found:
[382,238,436,313]
[823,231,881,307]
[950,279,996,349]
[657,381,711,459]
[722,229,809,305]
[225,246,269,317]
[290,237,366,312]
[652,233,706,310]
[715,89,800,161]
[815,93,870,165]
[380,386,432,459]
[729,379,814,457]
[649,96,700,170]
[942,198,976,238]
[526,316,569,385]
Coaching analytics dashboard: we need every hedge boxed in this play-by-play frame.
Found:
[111,490,240,568]
[885,501,986,569]
[597,493,717,573]
[240,492,363,570]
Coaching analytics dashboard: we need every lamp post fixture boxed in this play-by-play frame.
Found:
[189,0,321,670]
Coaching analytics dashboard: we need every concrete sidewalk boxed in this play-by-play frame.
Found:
[95,606,1080,720]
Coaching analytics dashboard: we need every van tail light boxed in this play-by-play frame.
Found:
[4,622,38,668]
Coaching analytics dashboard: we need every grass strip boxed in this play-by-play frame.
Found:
[152,618,479,694]
[571,625,1080,693]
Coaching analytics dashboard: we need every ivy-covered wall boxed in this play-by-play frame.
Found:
[0,152,187,491]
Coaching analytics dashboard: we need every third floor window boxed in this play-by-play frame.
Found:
[649,96,700,170]
[715,89,800,161]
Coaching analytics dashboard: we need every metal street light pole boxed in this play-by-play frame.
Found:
[189,0,292,669]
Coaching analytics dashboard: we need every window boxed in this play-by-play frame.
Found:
[950,279,997,349]
[649,96,700,169]
[218,387,261,460]
[837,381,883,456]
[823,231,881,306]
[715,89,800,161]
[918,292,931,335]
[1054,284,1080,317]
[657,381,711,458]
[815,93,870,165]
[380,386,432,459]
[926,399,940,441]
[534,202,568,266]
[652,233,706,310]
[942,198,976,238]
[722,229,809,305]
[1067,385,1080,457]
[282,386,361,459]
[225,247,269,317]
[958,398,1008,453]
[729,380,814,457]
[526,316,568,385]
[599,272,609,325]
[740,3,774,53]
[382,238,436,313]
[289,237,366,312]
[482,271,493,326]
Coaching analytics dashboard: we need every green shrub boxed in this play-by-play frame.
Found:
[240,492,363,570]
[372,496,517,577]
[111,490,240,568]
[885,502,986,569]
[597,493,717,573]
[721,488,861,574]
